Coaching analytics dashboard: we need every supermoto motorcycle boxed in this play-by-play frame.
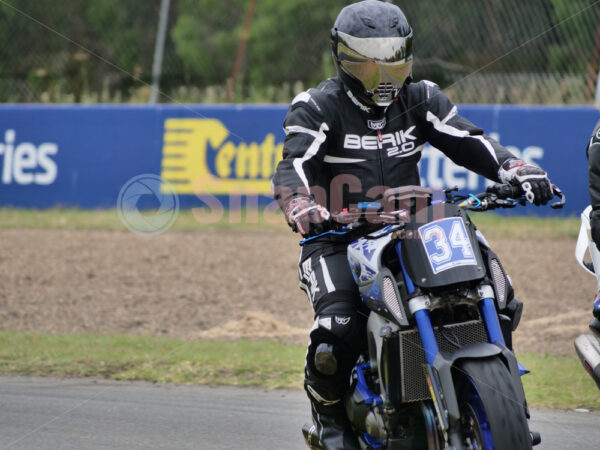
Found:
[302,183,565,450]
[574,205,600,389]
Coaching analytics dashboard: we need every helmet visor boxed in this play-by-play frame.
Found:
[337,31,413,62]
[337,31,413,105]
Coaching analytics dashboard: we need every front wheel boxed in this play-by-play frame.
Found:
[454,357,531,450]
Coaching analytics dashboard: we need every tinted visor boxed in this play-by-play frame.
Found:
[337,31,413,104]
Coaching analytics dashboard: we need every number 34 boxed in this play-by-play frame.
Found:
[422,221,473,264]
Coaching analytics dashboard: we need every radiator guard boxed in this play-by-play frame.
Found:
[398,320,488,402]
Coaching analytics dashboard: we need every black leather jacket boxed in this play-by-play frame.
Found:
[272,77,516,212]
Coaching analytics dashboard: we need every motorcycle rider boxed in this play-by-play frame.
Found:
[586,119,600,336]
[272,2,554,448]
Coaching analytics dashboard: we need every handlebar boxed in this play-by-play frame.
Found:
[299,183,566,245]
[457,183,565,211]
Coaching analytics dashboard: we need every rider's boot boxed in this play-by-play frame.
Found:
[304,349,360,450]
[307,401,360,450]
[302,310,366,450]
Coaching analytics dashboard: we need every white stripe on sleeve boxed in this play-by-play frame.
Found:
[426,111,498,164]
[290,122,329,189]
[284,124,320,138]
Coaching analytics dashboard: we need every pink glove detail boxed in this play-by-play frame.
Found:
[285,197,331,237]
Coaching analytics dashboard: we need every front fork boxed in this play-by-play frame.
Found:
[409,287,508,449]
[409,286,505,364]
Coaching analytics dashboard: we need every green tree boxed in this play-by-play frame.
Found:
[0,0,161,101]
[171,0,246,86]
[245,0,347,87]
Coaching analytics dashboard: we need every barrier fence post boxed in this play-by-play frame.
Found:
[150,0,171,104]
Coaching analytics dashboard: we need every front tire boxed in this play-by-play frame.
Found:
[455,357,531,450]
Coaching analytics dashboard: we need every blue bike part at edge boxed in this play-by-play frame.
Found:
[354,363,385,448]
[355,363,383,406]
[362,432,384,449]
[517,361,530,376]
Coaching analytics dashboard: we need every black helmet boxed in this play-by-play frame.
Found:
[331,0,413,107]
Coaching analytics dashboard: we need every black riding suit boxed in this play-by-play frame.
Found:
[586,119,600,334]
[587,119,600,214]
[272,76,518,416]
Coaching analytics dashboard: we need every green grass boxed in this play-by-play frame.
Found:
[0,331,598,410]
[470,213,581,240]
[0,331,305,389]
[520,353,600,410]
[0,208,580,239]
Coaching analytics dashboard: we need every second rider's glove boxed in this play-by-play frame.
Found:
[498,159,553,206]
[285,196,331,238]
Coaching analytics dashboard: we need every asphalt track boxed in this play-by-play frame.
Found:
[0,376,598,449]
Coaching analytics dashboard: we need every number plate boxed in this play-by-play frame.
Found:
[418,217,477,274]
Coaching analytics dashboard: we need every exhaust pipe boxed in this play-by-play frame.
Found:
[574,334,600,389]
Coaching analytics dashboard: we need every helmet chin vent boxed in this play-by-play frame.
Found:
[375,82,395,95]
[375,83,394,94]
[373,82,397,104]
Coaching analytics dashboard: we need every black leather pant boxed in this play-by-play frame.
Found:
[298,240,366,415]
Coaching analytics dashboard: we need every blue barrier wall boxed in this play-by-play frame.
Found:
[0,104,596,215]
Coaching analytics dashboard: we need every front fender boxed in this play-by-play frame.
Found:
[444,342,502,363]
[431,343,525,425]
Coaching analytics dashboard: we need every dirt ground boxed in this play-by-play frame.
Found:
[0,228,595,357]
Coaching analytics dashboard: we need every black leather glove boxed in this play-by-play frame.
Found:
[284,196,331,237]
[591,209,600,251]
[498,159,553,206]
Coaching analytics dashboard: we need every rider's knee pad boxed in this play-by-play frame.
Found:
[314,343,338,376]
[307,313,365,375]
[304,312,366,413]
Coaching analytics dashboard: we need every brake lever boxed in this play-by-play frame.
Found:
[550,184,566,210]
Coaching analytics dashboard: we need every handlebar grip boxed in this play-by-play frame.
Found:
[486,183,521,199]
[486,183,566,209]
